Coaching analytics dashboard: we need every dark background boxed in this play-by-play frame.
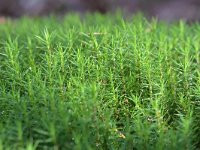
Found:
[0,0,200,22]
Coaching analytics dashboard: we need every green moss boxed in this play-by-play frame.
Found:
[0,14,199,150]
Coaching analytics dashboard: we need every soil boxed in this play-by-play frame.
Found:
[0,0,200,22]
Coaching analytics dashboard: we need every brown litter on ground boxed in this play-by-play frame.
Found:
[0,17,6,24]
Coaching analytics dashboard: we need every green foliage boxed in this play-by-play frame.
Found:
[0,14,199,149]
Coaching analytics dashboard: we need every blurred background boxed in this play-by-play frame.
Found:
[0,0,200,22]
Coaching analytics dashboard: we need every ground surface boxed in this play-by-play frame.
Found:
[1,0,200,22]
[0,14,200,149]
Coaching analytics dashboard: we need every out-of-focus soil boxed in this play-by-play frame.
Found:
[0,0,200,22]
